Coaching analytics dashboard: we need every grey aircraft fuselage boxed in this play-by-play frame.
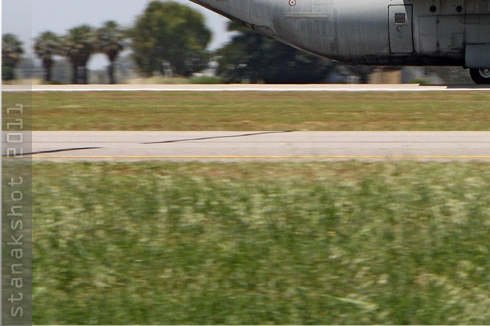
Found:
[189,0,490,83]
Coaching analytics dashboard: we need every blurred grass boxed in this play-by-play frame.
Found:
[33,161,490,324]
[4,91,490,131]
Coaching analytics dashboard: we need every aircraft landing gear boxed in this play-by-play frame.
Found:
[470,68,490,84]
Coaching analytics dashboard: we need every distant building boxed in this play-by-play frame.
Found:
[369,67,445,84]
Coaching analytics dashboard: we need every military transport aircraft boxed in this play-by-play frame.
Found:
[189,0,490,84]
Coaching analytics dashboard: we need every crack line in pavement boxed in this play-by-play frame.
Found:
[142,130,294,144]
[6,147,103,157]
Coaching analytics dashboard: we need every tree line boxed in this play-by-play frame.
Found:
[2,0,354,84]
[4,20,126,84]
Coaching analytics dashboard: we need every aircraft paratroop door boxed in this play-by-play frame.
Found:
[389,5,414,54]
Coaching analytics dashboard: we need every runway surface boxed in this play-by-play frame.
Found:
[3,84,490,92]
[8,131,490,161]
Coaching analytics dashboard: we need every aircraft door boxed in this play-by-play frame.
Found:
[389,5,414,54]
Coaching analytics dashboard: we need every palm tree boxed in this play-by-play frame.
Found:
[63,25,95,84]
[96,21,126,84]
[34,31,61,83]
[2,34,24,81]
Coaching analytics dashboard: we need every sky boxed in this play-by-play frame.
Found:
[2,0,233,69]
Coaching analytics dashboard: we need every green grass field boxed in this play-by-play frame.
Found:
[33,161,490,324]
[4,91,490,131]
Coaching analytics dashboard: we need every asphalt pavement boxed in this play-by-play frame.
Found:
[7,131,490,161]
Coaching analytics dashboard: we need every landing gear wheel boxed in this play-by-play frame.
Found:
[470,68,490,84]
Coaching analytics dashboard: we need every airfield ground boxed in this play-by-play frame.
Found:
[4,90,489,324]
[4,91,490,131]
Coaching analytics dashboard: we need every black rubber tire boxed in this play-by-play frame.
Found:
[469,69,490,84]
